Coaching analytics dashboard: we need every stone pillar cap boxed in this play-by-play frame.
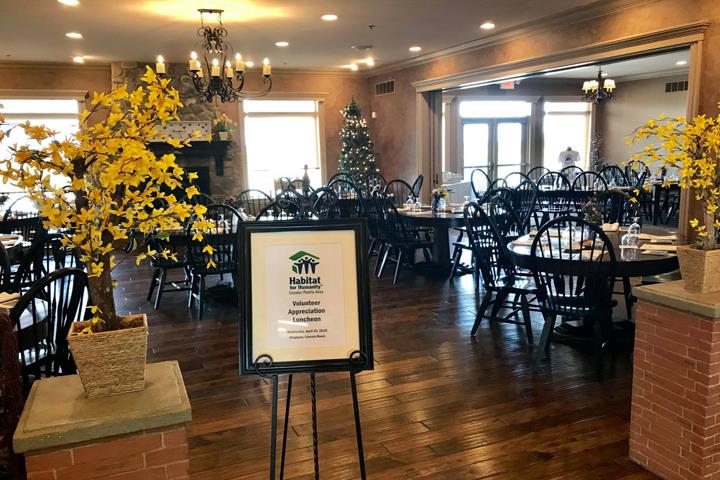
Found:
[634,280,720,318]
[13,361,191,453]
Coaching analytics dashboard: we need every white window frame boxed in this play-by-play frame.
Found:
[239,93,327,191]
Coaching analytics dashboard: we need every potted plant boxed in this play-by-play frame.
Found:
[431,187,449,212]
[629,105,720,293]
[0,67,214,397]
[212,112,235,141]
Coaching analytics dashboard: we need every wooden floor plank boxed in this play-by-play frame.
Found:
[111,254,658,479]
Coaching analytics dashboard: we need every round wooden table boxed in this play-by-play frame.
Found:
[507,227,679,277]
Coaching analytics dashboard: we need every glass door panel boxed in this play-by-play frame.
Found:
[462,122,490,181]
[496,121,526,185]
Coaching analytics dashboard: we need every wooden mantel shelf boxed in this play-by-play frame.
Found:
[147,140,231,176]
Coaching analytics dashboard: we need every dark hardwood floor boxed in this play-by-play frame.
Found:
[113,254,660,480]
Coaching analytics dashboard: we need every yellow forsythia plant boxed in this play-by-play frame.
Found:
[629,105,720,250]
[0,67,215,331]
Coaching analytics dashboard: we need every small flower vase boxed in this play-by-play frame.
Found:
[431,197,446,213]
[218,131,231,141]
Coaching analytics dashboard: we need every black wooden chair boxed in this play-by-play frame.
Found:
[410,175,424,198]
[3,196,37,221]
[490,178,508,190]
[327,172,354,185]
[327,179,364,218]
[511,180,538,231]
[527,166,550,183]
[231,189,273,218]
[530,216,617,366]
[360,172,387,196]
[0,216,44,246]
[383,179,417,207]
[504,172,533,189]
[373,195,433,284]
[359,194,387,274]
[146,234,191,309]
[11,268,90,392]
[599,165,629,187]
[464,200,536,344]
[10,233,76,294]
[470,168,491,201]
[309,187,340,219]
[186,204,242,320]
[572,171,608,192]
[560,165,584,182]
[256,201,301,221]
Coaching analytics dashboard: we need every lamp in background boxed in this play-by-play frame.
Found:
[179,9,272,102]
[582,68,615,103]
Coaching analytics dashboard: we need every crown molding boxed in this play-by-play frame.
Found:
[368,0,663,78]
[0,61,110,72]
[412,20,709,92]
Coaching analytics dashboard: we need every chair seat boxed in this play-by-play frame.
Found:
[493,275,537,293]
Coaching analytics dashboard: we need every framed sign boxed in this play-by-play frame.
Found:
[239,219,373,375]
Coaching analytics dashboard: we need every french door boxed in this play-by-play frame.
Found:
[461,118,528,183]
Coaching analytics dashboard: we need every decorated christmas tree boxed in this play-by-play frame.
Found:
[338,98,378,179]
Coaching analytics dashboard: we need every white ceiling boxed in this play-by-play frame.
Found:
[541,49,690,80]
[0,0,602,70]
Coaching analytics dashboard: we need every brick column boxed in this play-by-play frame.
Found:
[24,426,188,480]
[14,361,191,480]
[631,282,720,480]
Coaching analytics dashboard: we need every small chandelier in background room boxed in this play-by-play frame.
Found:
[175,8,272,103]
[581,68,616,103]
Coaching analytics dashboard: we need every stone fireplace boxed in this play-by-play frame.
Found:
[111,62,244,200]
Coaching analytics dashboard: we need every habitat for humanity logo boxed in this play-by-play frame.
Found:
[289,251,319,274]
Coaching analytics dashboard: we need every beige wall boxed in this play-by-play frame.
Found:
[0,63,111,94]
[596,74,688,165]
[367,0,720,184]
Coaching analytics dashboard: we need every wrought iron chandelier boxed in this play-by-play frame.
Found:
[186,9,272,103]
[581,68,616,103]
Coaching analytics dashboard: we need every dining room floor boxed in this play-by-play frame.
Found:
[112,253,660,480]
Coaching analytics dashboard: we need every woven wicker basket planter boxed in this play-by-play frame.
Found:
[677,245,720,293]
[67,314,148,398]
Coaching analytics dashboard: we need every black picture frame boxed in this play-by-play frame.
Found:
[238,218,373,375]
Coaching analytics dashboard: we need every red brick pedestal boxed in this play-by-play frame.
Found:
[24,426,188,480]
[631,282,720,480]
[14,361,191,480]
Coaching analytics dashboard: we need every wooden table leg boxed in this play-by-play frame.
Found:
[433,226,452,275]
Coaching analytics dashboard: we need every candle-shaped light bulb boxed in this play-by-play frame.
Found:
[234,53,245,73]
[225,60,233,78]
[263,57,271,76]
[189,51,200,71]
[156,55,166,74]
[211,58,220,77]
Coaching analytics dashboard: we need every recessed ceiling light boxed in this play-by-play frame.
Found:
[676,60,688,66]
[58,0,80,5]
[65,32,83,39]
[365,57,375,67]
[480,21,496,30]
[321,14,338,21]
[409,46,422,52]
[72,55,85,63]
[275,41,289,47]
[245,60,254,68]
[349,64,358,71]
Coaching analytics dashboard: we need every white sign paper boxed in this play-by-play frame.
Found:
[250,230,360,362]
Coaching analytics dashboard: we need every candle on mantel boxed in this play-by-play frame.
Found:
[263,57,271,76]
[189,51,200,71]
[156,55,166,74]
[235,53,245,72]
[211,58,220,77]
[225,61,233,78]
